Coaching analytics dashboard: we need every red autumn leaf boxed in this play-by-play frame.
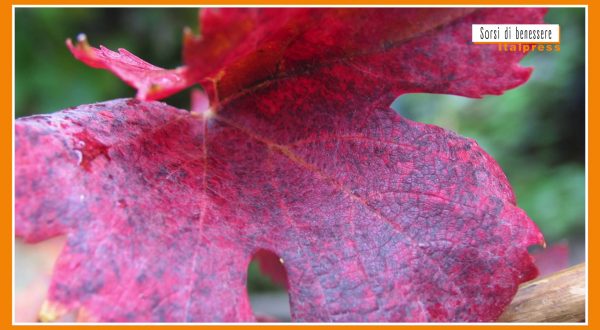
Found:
[16,8,545,322]
[532,242,570,277]
[68,8,540,103]
[254,249,289,289]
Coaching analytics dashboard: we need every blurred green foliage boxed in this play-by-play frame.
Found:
[15,8,585,290]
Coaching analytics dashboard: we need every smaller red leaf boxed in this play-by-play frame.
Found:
[254,249,289,289]
[532,242,570,276]
[190,88,210,116]
[255,315,281,322]
[66,34,193,100]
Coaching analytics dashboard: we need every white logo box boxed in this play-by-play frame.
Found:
[472,24,560,43]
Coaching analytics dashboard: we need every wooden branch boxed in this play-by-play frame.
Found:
[499,263,586,323]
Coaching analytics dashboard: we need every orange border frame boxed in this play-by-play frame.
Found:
[4,1,592,329]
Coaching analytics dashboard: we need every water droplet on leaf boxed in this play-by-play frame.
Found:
[72,131,110,171]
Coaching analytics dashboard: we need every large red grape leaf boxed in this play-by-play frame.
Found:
[17,8,546,322]
[16,97,543,322]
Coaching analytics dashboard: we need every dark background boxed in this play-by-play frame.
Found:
[15,8,586,296]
